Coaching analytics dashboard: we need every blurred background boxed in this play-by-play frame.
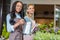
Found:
[2,0,60,28]
[0,0,2,38]
[0,0,60,40]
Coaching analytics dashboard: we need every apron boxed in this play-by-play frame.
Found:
[23,34,34,40]
[23,16,35,40]
[9,26,23,40]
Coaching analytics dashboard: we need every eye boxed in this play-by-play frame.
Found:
[32,8,34,9]
[30,8,31,9]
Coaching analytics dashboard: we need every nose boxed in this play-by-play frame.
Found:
[31,9,34,11]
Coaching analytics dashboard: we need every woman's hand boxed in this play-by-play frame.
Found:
[13,19,25,29]
[19,19,25,25]
[15,18,25,25]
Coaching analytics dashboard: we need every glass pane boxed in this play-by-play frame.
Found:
[55,5,60,27]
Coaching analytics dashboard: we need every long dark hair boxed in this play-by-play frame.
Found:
[10,1,24,25]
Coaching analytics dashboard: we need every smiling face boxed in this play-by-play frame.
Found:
[27,4,35,17]
[15,2,23,13]
[27,5,35,14]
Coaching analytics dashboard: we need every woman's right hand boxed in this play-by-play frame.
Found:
[18,19,25,25]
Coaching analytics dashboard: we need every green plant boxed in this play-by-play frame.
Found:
[57,30,60,34]
[2,22,10,39]
[34,31,60,40]
[48,28,55,33]
[38,24,48,33]
[38,24,48,30]
[49,22,54,28]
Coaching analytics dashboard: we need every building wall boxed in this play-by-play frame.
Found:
[11,0,60,4]
[35,18,54,25]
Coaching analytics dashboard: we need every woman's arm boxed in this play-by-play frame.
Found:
[6,14,14,32]
[6,14,21,32]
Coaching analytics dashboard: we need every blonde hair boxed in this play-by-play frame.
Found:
[26,4,34,16]
[27,4,34,9]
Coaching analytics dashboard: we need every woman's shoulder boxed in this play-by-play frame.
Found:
[7,13,11,16]
[24,16,28,18]
[6,13,11,18]
[24,16,29,19]
[24,16,31,22]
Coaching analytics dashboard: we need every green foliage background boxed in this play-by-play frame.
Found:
[2,22,10,39]
[34,31,60,40]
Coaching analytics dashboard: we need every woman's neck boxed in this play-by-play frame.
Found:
[27,14,32,18]
[15,11,19,14]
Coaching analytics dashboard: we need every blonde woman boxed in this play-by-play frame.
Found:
[23,4,36,40]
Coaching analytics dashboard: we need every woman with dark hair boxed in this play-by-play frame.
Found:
[6,1,25,40]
